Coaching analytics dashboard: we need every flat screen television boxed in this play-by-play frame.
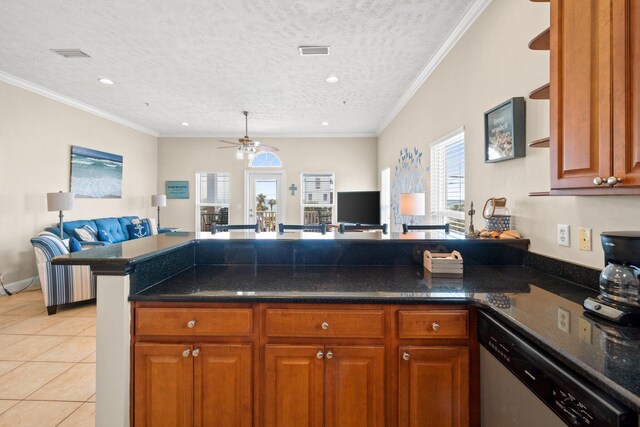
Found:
[337,191,381,224]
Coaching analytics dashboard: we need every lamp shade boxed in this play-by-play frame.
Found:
[47,192,74,212]
[399,193,425,216]
[151,194,167,207]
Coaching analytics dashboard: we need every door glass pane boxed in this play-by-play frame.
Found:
[255,179,277,231]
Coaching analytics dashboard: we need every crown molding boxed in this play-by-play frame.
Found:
[159,132,378,139]
[376,0,493,136]
[0,70,159,137]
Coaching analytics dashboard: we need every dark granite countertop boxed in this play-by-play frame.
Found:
[133,264,640,413]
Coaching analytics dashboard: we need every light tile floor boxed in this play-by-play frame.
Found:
[0,290,96,427]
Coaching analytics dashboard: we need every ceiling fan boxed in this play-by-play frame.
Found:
[218,111,279,159]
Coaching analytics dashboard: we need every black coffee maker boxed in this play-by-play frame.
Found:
[584,231,640,324]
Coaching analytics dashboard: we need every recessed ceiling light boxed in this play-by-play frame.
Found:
[98,77,114,85]
[180,122,190,127]
[326,76,339,83]
[321,122,329,126]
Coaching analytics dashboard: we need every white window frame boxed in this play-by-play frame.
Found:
[195,172,230,231]
[430,128,465,232]
[300,172,336,224]
[248,151,283,168]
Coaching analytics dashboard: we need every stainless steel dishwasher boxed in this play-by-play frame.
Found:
[479,311,636,426]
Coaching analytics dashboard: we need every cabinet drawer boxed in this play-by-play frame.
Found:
[398,310,468,339]
[136,308,252,337]
[265,309,385,338]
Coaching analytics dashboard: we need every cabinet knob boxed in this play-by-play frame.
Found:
[321,322,330,330]
[432,321,440,331]
[326,350,333,360]
[316,351,324,359]
[192,348,200,358]
[402,352,410,361]
[187,320,196,328]
[606,176,623,186]
[593,177,604,186]
[182,349,191,358]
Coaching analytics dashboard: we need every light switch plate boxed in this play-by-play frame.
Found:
[558,224,570,247]
[578,227,592,251]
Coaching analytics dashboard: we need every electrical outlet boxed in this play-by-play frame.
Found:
[557,224,570,247]
[558,307,570,333]
[578,227,592,251]
[578,317,592,344]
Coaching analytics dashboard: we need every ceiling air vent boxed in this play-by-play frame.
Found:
[51,49,91,58]
[298,46,330,56]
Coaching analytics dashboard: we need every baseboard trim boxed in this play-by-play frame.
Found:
[0,276,41,296]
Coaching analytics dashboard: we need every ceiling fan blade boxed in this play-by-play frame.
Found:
[219,140,241,146]
[217,146,239,149]
[258,144,279,152]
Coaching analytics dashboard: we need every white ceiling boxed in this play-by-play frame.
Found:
[0,0,478,136]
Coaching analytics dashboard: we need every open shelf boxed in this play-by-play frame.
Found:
[529,137,550,148]
[528,191,551,196]
[529,28,550,50]
[529,83,550,100]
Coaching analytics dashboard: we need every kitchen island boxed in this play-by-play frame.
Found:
[53,231,640,426]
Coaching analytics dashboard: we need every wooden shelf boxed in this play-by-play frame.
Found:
[528,191,551,196]
[529,83,550,100]
[530,0,549,2]
[529,28,550,50]
[529,137,550,148]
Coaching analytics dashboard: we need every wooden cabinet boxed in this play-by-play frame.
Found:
[398,346,470,427]
[134,343,252,427]
[550,0,640,193]
[132,303,476,427]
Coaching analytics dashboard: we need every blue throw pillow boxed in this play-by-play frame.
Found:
[127,222,150,240]
[68,237,83,253]
[98,229,113,244]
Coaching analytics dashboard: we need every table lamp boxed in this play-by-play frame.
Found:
[400,193,425,224]
[151,194,167,228]
[47,191,75,239]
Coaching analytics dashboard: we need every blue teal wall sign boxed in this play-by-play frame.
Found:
[166,181,189,199]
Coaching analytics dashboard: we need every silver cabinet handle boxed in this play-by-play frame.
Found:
[182,349,191,358]
[321,322,329,330]
[187,320,196,328]
[606,176,623,186]
[593,177,604,186]
[192,348,200,358]
[432,322,440,331]
[402,352,410,361]
[316,351,324,359]
[326,351,333,360]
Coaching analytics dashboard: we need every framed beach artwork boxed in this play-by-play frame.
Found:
[484,97,526,163]
[70,146,123,198]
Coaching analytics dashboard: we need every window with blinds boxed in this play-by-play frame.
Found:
[301,173,335,224]
[430,131,465,233]
[199,173,230,205]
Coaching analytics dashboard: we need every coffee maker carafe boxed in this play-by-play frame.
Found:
[584,231,640,324]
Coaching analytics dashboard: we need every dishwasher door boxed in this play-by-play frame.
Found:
[481,347,567,427]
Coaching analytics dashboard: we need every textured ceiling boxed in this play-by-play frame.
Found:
[0,0,475,136]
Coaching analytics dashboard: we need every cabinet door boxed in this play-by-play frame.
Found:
[324,346,385,427]
[134,343,193,427]
[194,344,252,427]
[264,344,324,427]
[613,0,640,187]
[551,0,613,189]
[398,346,469,427]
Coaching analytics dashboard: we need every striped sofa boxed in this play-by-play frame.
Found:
[30,233,96,315]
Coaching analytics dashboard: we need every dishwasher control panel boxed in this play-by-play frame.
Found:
[479,311,636,427]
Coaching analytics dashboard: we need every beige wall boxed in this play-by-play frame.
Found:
[158,137,378,231]
[378,0,640,269]
[0,81,158,284]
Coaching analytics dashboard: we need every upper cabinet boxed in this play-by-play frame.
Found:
[550,0,640,194]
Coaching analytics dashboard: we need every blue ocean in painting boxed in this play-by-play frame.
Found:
[70,146,123,198]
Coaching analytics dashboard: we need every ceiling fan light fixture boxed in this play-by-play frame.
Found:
[247,152,255,161]
[236,149,244,160]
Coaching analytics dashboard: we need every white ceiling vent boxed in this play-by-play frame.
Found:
[51,49,91,58]
[298,46,330,56]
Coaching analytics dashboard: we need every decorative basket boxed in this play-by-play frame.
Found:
[485,215,511,233]
[423,250,463,277]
